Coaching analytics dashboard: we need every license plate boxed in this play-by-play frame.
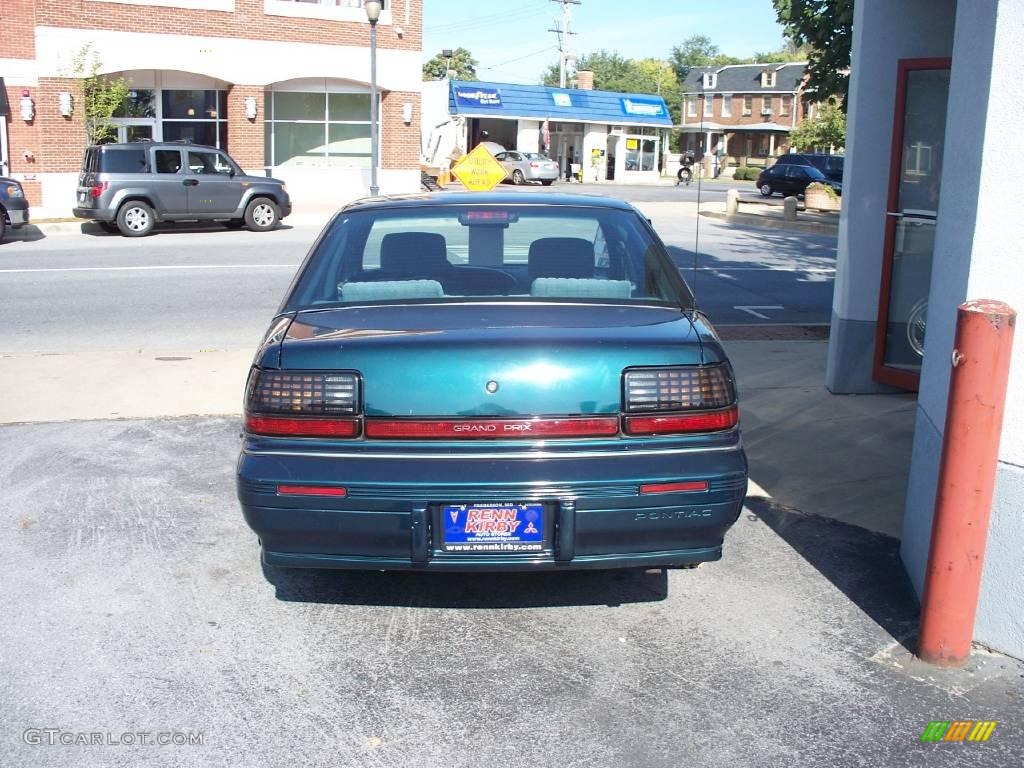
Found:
[77,192,86,202]
[441,502,544,553]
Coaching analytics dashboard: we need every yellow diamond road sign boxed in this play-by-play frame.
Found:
[451,145,508,192]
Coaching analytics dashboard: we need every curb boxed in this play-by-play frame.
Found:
[700,209,839,236]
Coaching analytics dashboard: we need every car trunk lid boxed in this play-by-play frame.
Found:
[277,303,704,417]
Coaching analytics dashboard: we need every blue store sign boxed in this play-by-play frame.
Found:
[620,97,665,117]
[454,87,503,108]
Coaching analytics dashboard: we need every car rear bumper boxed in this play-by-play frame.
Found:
[72,207,105,221]
[237,438,747,571]
[524,168,559,181]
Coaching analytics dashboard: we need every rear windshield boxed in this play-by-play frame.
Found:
[284,205,693,311]
[99,147,149,173]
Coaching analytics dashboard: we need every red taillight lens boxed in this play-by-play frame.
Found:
[639,480,709,494]
[246,415,359,438]
[364,416,620,439]
[624,406,739,435]
[89,181,108,198]
[277,484,347,497]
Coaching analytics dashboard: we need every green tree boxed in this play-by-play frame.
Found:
[772,0,853,105]
[68,44,129,144]
[423,47,478,80]
[752,41,813,63]
[669,35,746,82]
[788,100,846,151]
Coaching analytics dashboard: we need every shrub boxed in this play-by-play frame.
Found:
[806,181,839,198]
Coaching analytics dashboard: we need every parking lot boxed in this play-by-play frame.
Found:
[3,188,1022,767]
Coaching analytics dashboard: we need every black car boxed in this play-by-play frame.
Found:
[756,163,842,198]
[772,152,844,183]
[0,176,30,243]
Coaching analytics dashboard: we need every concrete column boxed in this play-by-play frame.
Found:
[824,0,955,394]
[900,0,1024,660]
[768,132,776,156]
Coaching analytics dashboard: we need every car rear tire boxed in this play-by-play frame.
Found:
[244,198,279,232]
[512,170,525,185]
[117,201,155,237]
[540,179,554,186]
[759,183,773,197]
[224,219,245,229]
[0,216,6,243]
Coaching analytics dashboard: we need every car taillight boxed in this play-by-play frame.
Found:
[89,181,108,198]
[624,407,738,435]
[245,369,361,437]
[622,365,738,435]
[624,365,735,412]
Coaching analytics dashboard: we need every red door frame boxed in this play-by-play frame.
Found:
[872,57,953,391]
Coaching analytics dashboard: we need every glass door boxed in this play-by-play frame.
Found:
[873,59,951,390]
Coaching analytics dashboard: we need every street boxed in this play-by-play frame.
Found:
[0,185,835,354]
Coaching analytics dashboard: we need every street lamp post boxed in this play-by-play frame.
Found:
[365,1,382,196]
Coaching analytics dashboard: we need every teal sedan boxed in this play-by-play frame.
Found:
[237,192,747,571]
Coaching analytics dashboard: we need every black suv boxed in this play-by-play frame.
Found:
[73,142,291,236]
[0,176,30,243]
[772,152,844,183]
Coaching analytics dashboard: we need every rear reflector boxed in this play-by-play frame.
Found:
[364,417,620,439]
[624,406,739,435]
[245,415,359,438]
[278,485,347,497]
[639,481,709,494]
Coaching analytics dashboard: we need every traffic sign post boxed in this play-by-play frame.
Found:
[450,145,508,192]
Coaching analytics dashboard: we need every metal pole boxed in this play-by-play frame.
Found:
[369,19,380,197]
[918,299,1016,668]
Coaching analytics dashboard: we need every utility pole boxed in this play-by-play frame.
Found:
[549,0,581,88]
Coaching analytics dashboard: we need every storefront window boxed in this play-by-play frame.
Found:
[115,89,156,118]
[161,89,228,149]
[265,88,373,168]
[624,131,658,172]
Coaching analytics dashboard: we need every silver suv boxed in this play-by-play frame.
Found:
[73,142,291,236]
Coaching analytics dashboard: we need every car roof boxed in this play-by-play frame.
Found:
[340,191,638,213]
[91,142,219,151]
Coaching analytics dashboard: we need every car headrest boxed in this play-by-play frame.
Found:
[528,237,595,281]
[380,232,450,274]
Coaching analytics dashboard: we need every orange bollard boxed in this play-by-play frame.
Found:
[918,300,1016,667]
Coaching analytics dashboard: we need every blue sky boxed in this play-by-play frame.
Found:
[422,0,788,84]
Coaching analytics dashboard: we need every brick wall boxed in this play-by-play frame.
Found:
[0,0,36,59]
[226,85,264,171]
[380,90,420,169]
[5,79,86,206]
[35,0,422,51]
[695,93,801,128]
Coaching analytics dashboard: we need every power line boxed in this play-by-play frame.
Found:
[548,0,581,89]
[479,46,557,72]
[430,2,549,34]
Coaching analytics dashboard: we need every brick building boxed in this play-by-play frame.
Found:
[679,62,814,165]
[0,0,422,216]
